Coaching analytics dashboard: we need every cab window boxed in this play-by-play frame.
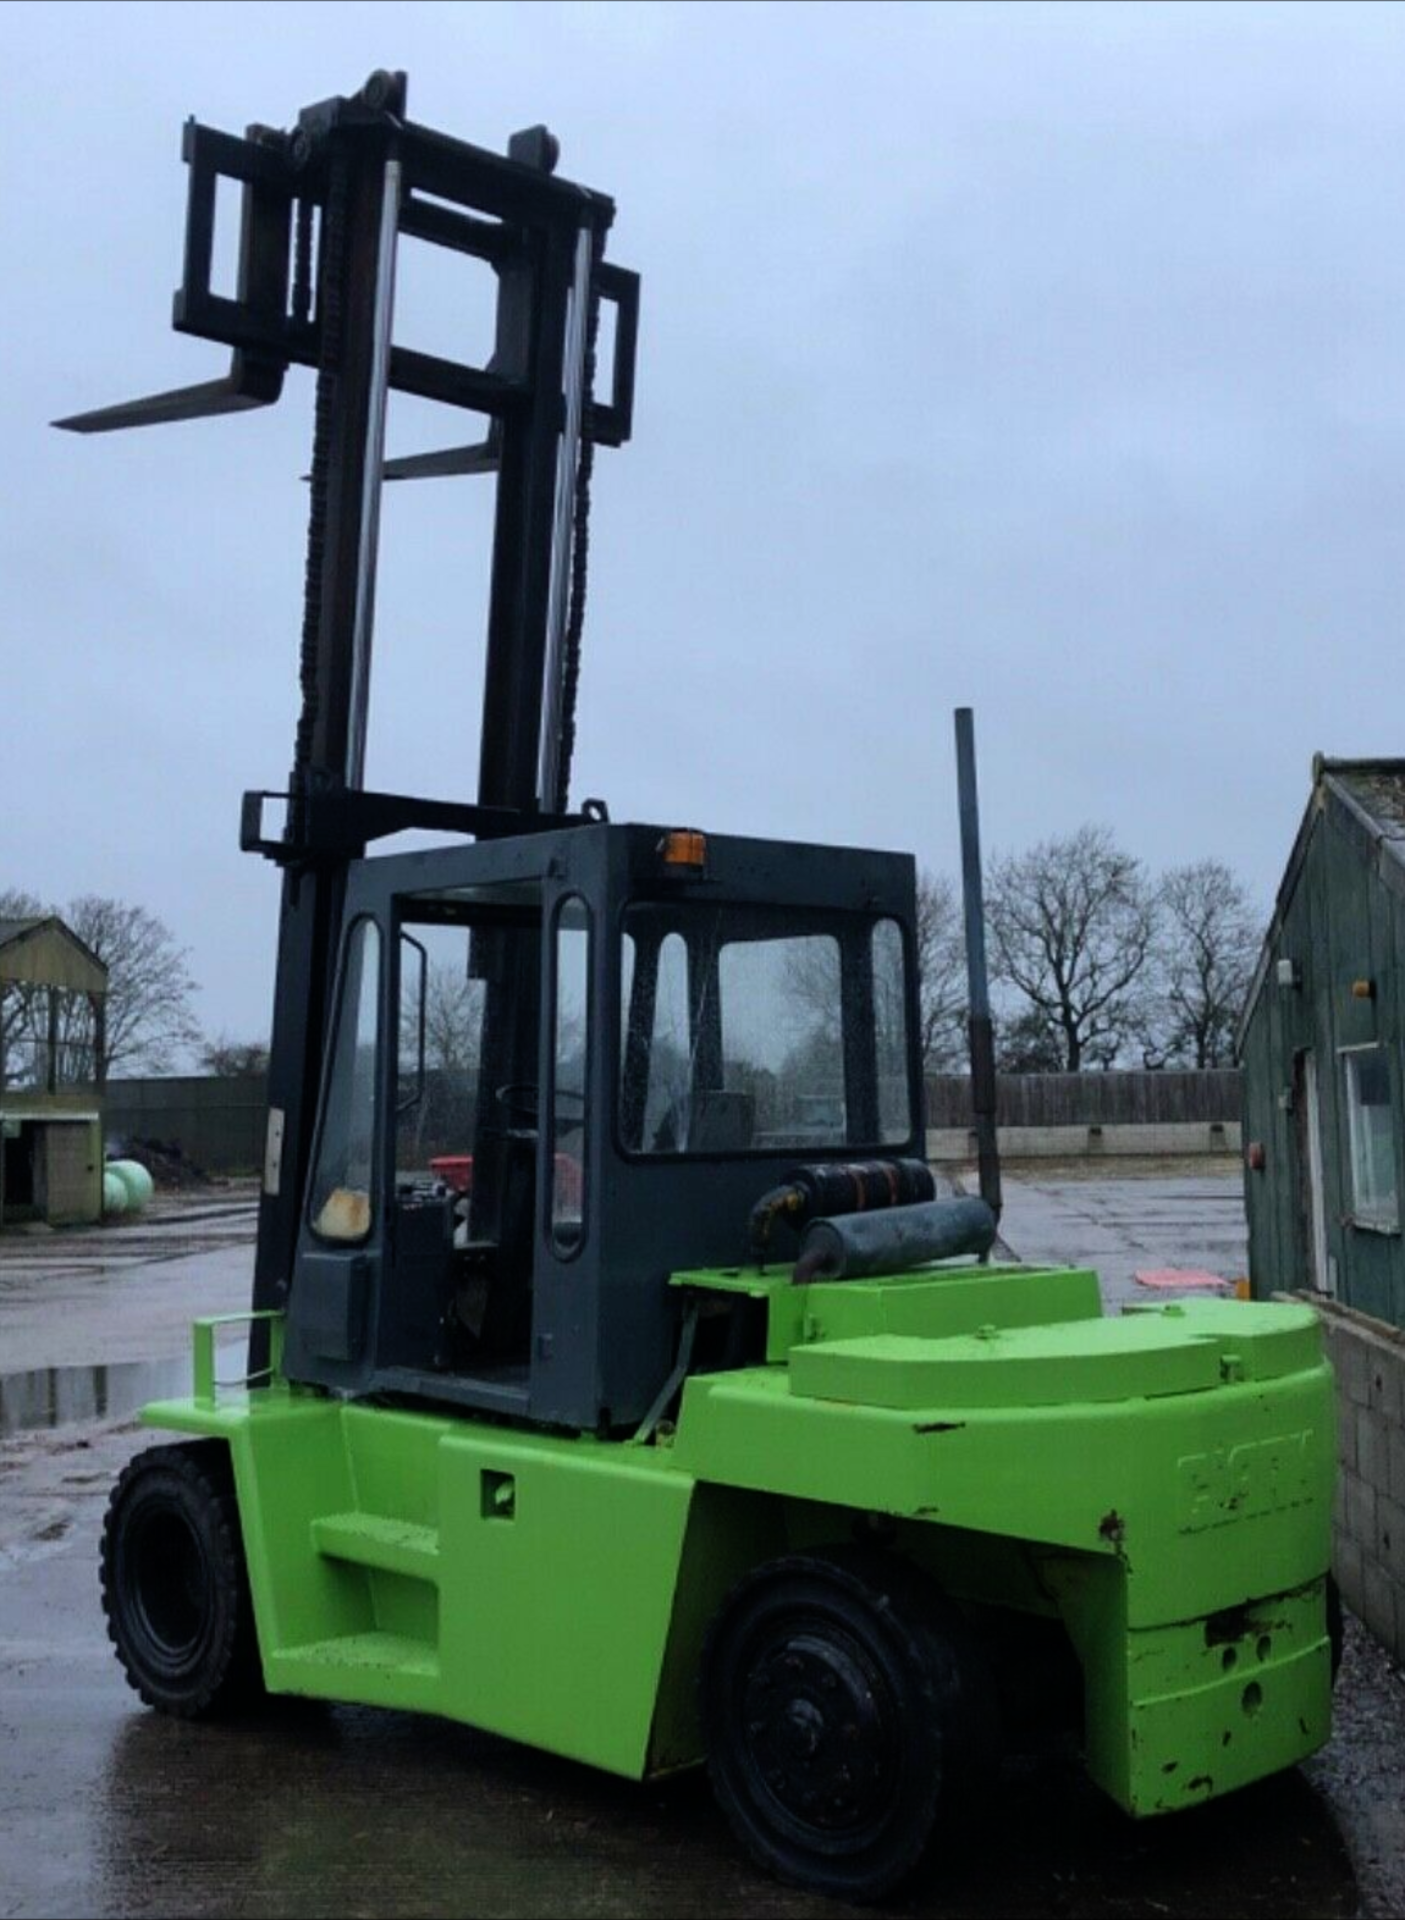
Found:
[620,904,916,1156]
[309,918,381,1242]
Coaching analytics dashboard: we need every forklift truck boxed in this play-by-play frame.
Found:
[62,74,1337,1902]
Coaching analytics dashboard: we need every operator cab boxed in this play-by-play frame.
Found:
[282,821,925,1433]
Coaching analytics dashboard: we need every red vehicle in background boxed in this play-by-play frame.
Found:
[431,1153,582,1210]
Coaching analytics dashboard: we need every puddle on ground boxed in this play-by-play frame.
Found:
[0,1355,193,1436]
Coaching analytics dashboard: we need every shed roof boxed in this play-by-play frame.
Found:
[0,917,108,995]
[1239,756,1405,1046]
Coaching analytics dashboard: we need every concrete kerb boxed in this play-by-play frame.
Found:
[928,1123,1242,1162]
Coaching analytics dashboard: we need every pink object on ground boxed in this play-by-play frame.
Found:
[1134,1267,1230,1291]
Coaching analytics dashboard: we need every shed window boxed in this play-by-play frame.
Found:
[1343,1046,1399,1231]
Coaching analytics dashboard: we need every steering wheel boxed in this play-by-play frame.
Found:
[495,1081,587,1126]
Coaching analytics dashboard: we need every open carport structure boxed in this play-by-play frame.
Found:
[0,916,108,1226]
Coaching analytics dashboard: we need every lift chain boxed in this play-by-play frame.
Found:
[291,153,349,817]
[551,229,605,817]
[291,194,314,328]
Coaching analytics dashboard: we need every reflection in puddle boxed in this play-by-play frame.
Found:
[0,1355,192,1435]
[87,1701,1354,1920]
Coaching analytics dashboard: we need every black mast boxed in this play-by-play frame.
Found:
[56,71,639,1336]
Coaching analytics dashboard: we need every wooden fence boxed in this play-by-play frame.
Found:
[925,1068,1242,1129]
[105,1068,1244,1175]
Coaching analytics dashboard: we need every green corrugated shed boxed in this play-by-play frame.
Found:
[1240,756,1405,1329]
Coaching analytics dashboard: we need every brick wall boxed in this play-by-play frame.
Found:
[1314,1298,1405,1663]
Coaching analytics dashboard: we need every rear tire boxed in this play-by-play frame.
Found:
[701,1547,996,1903]
[100,1441,262,1718]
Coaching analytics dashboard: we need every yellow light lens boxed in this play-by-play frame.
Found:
[661,830,706,868]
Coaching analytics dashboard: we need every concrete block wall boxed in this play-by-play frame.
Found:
[1315,1298,1405,1664]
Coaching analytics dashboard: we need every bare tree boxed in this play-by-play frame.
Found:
[0,889,44,1086]
[987,826,1156,1071]
[779,868,965,1079]
[914,871,968,1072]
[64,896,200,1078]
[1151,860,1261,1068]
[995,1006,1066,1073]
[395,959,484,1166]
[421,963,483,1076]
[199,1034,270,1078]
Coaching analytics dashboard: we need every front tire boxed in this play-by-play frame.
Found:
[701,1548,993,1903]
[100,1441,262,1718]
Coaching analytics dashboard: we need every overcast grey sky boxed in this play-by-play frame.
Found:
[4,0,1405,1051]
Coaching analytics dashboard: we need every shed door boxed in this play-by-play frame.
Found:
[1294,1050,1331,1295]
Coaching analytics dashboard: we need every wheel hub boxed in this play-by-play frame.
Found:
[742,1627,895,1832]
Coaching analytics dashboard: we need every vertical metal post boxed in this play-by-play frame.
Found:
[92,994,107,1092]
[307,139,402,784]
[469,196,579,1246]
[476,215,576,813]
[955,708,1002,1224]
[251,128,401,1321]
[345,156,402,790]
[538,225,594,813]
[45,987,59,1095]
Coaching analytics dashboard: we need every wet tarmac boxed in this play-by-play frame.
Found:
[0,1195,256,1374]
[994,1165,1250,1311]
[0,1175,1392,1917]
[0,1426,1357,1920]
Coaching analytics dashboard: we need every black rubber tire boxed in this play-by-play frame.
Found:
[701,1547,996,1904]
[99,1441,263,1719]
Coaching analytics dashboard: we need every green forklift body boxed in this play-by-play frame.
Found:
[142,1268,1334,1819]
[76,71,1336,1899]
